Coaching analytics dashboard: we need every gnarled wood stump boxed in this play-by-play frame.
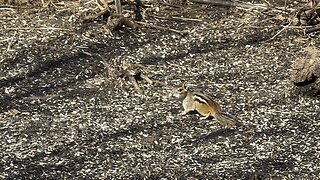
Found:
[291,58,320,95]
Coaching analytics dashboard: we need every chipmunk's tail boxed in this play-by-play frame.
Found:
[215,113,239,126]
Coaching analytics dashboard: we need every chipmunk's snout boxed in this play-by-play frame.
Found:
[172,91,186,100]
[172,93,180,99]
[170,90,178,98]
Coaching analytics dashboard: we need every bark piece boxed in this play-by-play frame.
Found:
[291,58,320,95]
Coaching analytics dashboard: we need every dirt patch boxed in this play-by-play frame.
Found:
[0,1,320,179]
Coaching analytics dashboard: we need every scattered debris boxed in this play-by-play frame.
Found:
[82,0,138,33]
[0,0,320,179]
[293,0,320,26]
[108,62,155,93]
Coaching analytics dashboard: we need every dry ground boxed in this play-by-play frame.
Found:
[0,0,320,179]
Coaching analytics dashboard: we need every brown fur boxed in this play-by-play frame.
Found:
[172,83,238,126]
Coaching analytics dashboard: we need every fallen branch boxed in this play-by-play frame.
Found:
[190,0,235,7]
[189,0,290,13]
[189,0,268,9]
[306,25,320,33]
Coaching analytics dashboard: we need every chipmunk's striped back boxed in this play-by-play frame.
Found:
[172,83,239,126]
[193,92,222,114]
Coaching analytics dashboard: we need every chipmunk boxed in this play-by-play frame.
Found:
[172,83,238,126]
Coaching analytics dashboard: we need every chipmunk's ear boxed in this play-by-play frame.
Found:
[181,81,187,90]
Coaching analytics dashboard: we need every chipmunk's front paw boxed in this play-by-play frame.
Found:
[179,111,188,115]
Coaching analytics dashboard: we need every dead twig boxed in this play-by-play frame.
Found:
[306,24,320,33]
[6,31,17,52]
[267,9,300,41]
[140,74,153,85]
[41,0,58,8]
[0,27,73,31]
[136,21,188,36]
[267,23,291,41]
[190,0,290,13]
[115,0,122,14]
[160,2,186,8]
[129,75,143,93]
[0,7,16,11]
[149,14,203,22]
[82,0,111,23]
[189,0,235,7]
[82,7,111,22]
[190,0,268,9]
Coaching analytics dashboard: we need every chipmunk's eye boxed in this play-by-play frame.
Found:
[177,88,183,92]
